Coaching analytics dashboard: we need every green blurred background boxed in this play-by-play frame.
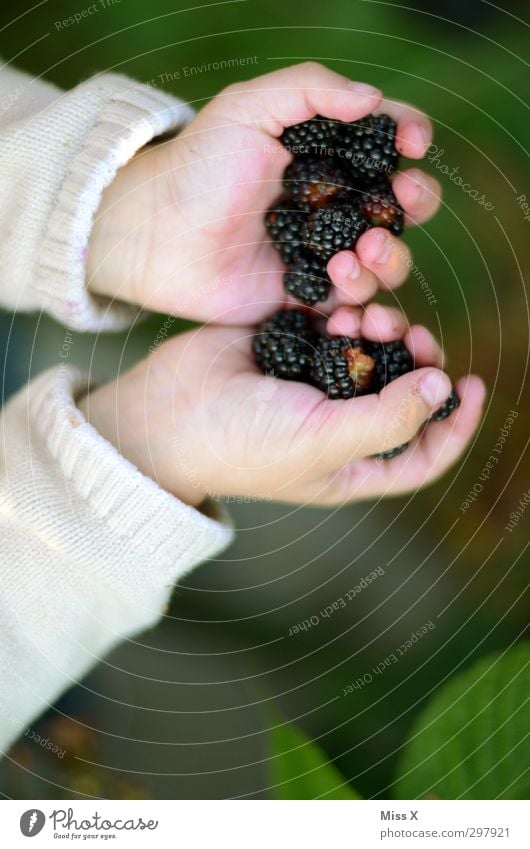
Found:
[0,0,528,799]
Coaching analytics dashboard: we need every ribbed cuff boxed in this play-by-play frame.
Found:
[34,74,195,331]
[29,365,233,592]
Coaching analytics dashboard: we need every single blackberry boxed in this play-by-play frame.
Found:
[253,309,317,381]
[280,116,336,156]
[428,388,460,422]
[302,205,368,261]
[374,387,460,462]
[310,336,376,399]
[358,183,404,236]
[264,200,306,265]
[332,114,399,182]
[284,253,331,305]
[374,442,410,461]
[368,340,414,392]
[282,156,353,209]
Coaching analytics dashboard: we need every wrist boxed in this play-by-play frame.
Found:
[86,145,159,306]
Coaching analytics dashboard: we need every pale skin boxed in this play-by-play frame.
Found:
[80,63,486,506]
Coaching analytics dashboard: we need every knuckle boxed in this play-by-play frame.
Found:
[219,81,244,99]
[378,388,424,446]
[296,60,323,76]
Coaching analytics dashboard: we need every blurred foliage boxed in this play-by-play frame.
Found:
[4,709,150,800]
[7,643,528,800]
[0,0,528,800]
[394,642,530,800]
[270,643,529,799]
[268,718,360,799]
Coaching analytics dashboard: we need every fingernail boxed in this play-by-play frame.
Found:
[420,371,452,409]
[419,125,431,150]
[406,123,430,154]
[368,234,393,265]
[405,169,425,204]
[348,256,361,279]
[348,82,382,98]
[412,179,425,205]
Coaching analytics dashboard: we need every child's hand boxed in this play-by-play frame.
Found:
[87,63,441,323]
[78,306,485,508]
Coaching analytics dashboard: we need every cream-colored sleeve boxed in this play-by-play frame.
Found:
[0,366,233,754]
[0,63,193,330]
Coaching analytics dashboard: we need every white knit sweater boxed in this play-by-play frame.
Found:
[0,66,233,754]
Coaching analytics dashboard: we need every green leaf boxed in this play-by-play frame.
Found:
[268,721,361,799]
[395,643,530,800]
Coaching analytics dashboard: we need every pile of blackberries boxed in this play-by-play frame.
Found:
[255,114,459,460]
[265,113,404,306]
[253,308,459,460]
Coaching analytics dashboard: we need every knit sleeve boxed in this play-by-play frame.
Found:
[0,366,233,754]
[0,64,194,330]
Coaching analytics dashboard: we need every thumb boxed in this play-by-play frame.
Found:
[306,367,453,470]
[200,62,382,136]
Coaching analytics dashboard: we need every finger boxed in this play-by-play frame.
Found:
[375,99,433,159]
[324,375,485,502]
[326,302,409,345]
[361,303,409,342]
[305,366,453,471]
[404,324,444,369]
[326,250,379,305]
[326,305,364,337]
[209,62,382,135]
[325,314,444,365]
[392,168,442,226]
[355,228,412,290]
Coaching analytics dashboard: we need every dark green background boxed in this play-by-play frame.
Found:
[0,0,527,799]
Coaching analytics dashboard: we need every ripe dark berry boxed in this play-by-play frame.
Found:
[253,309,318,381]
[302,205,368,261]
[358,183,404,236]
[310,336,376,399]
[374,442,410,461]
[428,388,460,422]
[280,116,336,156]
[373,386,460,462]
[264,200,307,265]
[368,340,414,392]
[332,114,399,182]
[283,156,354,209]
[284,253,331,305]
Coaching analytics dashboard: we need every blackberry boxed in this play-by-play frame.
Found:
[284,253,331,305]
[374,442,410,461]
[374,387,460,462]
[428,388,460,422]
[280,116,336,156]
[358,183,404,236]
[368,340,414,392]
[283,156,353,209]
[253,309,317,381]
[302,205,368,261]
[264,200,306,265]
[310,336,376,399]
[332,114,399,182]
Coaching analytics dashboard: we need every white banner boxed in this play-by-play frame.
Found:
[0,799,527,848]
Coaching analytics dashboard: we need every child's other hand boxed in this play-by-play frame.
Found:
[78,306,485,508]
[87,63,440,323]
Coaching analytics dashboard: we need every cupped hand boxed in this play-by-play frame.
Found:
[78,306,484,508]
[87,63,441,323]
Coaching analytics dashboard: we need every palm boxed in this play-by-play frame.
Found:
[150,324,483,505]
[142,123,289,323]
